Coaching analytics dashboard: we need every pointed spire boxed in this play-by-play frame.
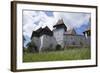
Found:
[56,19,64,25]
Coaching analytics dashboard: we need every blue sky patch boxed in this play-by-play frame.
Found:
[75,23,90,35]
[44,11,54,17]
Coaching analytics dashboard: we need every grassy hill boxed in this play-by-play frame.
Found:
[23,48,91,62]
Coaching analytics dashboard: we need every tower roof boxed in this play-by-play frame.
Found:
[56,19,64,25]
[53,19,65,27]
[64,28,76,35]
[53,19,67,31]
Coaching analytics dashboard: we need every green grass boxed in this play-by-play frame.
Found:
[23,48,91,62]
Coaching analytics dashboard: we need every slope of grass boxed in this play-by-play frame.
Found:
[23,48,91,62]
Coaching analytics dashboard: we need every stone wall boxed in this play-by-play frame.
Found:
[64,35,90,48]
[31,34,91,52]
[31,35,57,52]
[42,35,57,51]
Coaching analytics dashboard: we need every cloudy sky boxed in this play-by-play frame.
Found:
[23,10,91,47]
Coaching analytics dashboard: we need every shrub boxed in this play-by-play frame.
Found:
[26,42,38,53]
[23,47,28,53]
[55,44,62,51]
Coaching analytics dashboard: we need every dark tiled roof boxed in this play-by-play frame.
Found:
[53,19,67,31]
[31,26,53,39]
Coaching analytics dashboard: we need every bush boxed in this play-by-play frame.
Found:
[23,47,28,53]
[26,42,38,53]
[55,44,62,51]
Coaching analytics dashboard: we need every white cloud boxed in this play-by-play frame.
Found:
[61,12,90,30]
[23,11,38,25]
[23,11,61,38]
[23,11,45,38]
[23,11,90,47]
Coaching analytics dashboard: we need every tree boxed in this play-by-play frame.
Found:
[26,42,38,53]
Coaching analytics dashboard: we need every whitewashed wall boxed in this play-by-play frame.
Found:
[53,28,65,47]
[31,35,57,51]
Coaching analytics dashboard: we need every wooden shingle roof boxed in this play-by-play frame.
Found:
[56,19,64,25]
[53,19,67,31]
[31,26,53,39]
[64,29,76,35]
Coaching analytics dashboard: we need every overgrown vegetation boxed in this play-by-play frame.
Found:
[23,48,91,62]
[25,42,38,53]
[55,44,62,51]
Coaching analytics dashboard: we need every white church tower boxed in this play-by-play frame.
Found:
[53,19,67,48]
